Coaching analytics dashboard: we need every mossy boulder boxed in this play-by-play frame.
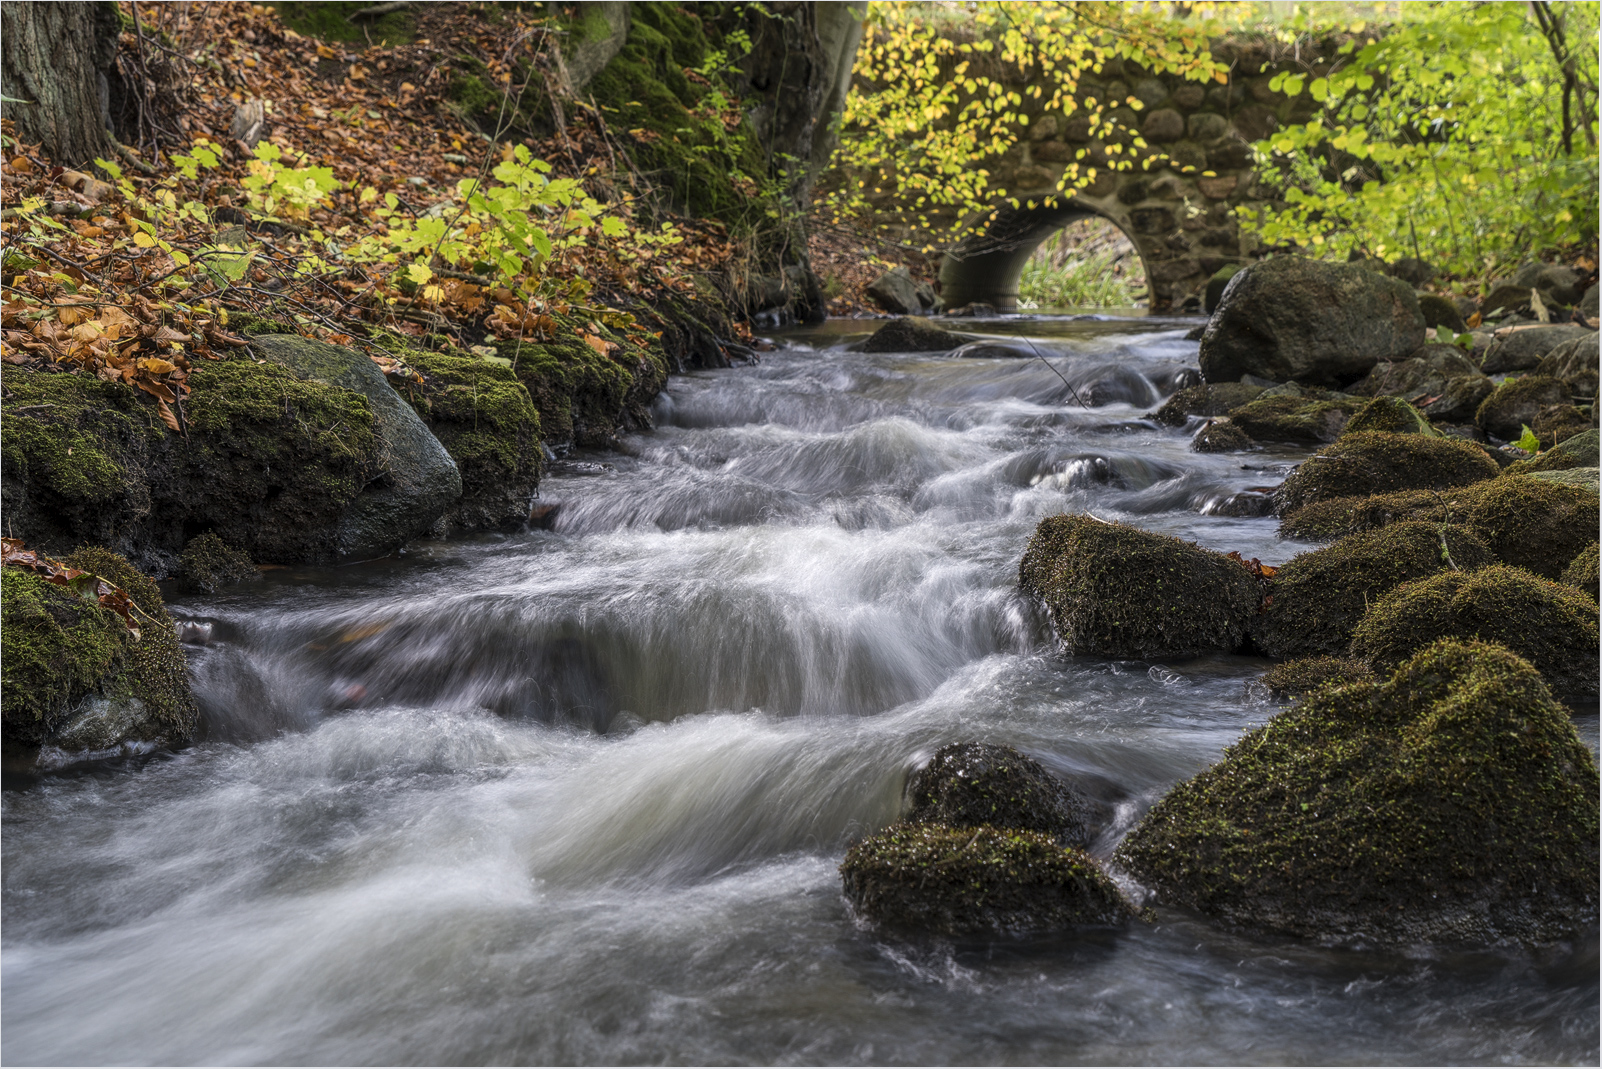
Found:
[1260,656,1373,699]
[1534,333,1599,397]
[1507,428,1599,475]
[1481,324,1594,375]
[391,346,543,529]
[1191,419,1253,452]
[840,823,1135,935]
[852,316,969,354]
[178,532,257,594]
[1340,395,1437,437]
[1348,344,1487,424]
[499,322,668,451]
[1530,467,1600,490]
[2,548,196,755]
[906,743,1093,848]
[1150,382,1264,426]
[1475,375,1570,441]
[1273,431,1499,517]
[1530,404,1593,450]
[1560,541,1599,600]
[1251,522,1495,658]
[1116,639,1599,946]
[1350,565,1599,696]
[1019,514,1261,659]
[1224,393,1362,445]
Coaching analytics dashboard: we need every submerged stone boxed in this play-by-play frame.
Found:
[1350,564,1599,696]
[841,823,1135,935]
[1116,639,1600,946]
[1273,431,1499,517]
[906,743,1093,848]
[1019,514,1260,659]
[1250,522,1495,659]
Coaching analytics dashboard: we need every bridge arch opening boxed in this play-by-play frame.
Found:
[937,197,1155,314]
[1017,217,1146,311]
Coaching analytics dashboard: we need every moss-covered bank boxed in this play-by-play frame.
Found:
[1116,639,1599,946]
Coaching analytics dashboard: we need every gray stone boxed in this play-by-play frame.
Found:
[1141,108,1186,142]
[1186,111,1229,141]
[1475,375,1571,440]
[1133,79,1169,107]
[1385,258,1435,286]
[1482,324,1594,374]
[865,265,931,315]
[1199,257,1426,387]
[1582,284,1599,320]
[251,335,463,559]
[852,316,969,353]
[1535,333,1600,396]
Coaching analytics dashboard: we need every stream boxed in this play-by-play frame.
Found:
[3,314,1597,1065]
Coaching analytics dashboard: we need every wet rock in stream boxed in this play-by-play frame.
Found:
[905,743,1093,848]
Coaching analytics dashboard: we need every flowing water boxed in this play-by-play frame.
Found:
[4,314,1597,1066]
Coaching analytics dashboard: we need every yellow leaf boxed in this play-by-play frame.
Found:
[406,263,433,284]
[132,231,158,248]
[137,357,178,374]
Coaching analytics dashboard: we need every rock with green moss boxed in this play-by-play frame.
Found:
[178,532,258,594]
[1530,467,1600,491]
[1260,656,1373,699]
[1204,263,1243,313]
[1507,428,1599,474]
[1534,334,1599,397]
[1019,514,1260,659]
[1116,639,1599,946]
[1225,392,1362,444]
[1251,522,1495,658]
[852,316,969,354]
[1150,382,1264,426]
[1350,565,1599,695]
[1530,404,1594,450]
[2,548,196,756]
[1191,420,1253,452]
[1340,395,1438,437]
[1560,541,1598,600]
[502,324,668,451]
[906,743,1092,848]
[250,335,461,555]
[1475,375,1570,441]
[840,823,1135,935]
[1273,431,1499,517]
[391,346,543,529]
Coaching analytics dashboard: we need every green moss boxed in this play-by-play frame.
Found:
[1340,395,1438,437]
[269,2,414,45]
[1019,514,1261,659]
[1475,374,1570,440]
[179,532,258,594]
[497,319,668,450]
[389,343,543,529]
[906,743,1092,847]
[1191,419,1253,452]
[1350,565,1599,695]
[840,823,1134,935]
[1251,522,1495,659]
[1260,656,1373,699]
[1507,427,1599,474]
[1151,382,1264,427]
[1224,393,1362,444]
[1274,431,1499,517]
[222,311,296,337]
[1560,541,1599,600]
[1115,639,1599,946]
[1531,403,1593,450]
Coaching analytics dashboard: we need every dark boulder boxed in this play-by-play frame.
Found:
[1151,382,1264,426]
[1273,431,1499,516]
[906,742,1093,848]
[1019,514,1260,659]
[1351,565,1599,696]
[1534,333,1599,396]
[1531,404,1593,449]
[865,266,936,315]
[1199,257,1425,387]
[1115,639,1599,946]
[1191,420,1253,452]
[1251,522,1495,659]
[1225,392,1361,444]
[841,823,1135,935]
[1475,375,1570,441]
[1417,293,1467,333]
[1204,263,1243,313]
[1260,656,1373,699]
[1481,324,1593,374]
[853,316,970,353]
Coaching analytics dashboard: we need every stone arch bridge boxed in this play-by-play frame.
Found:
[872,37,1352,312]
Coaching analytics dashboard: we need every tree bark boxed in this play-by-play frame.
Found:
[1,2,121,167]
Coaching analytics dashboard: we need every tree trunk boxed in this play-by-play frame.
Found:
[1,2,121,167]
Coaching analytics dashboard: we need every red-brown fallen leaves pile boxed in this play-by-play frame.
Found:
[0,1,746,408]
[0,538,148,638]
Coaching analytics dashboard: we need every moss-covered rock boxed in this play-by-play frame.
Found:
[178,532,258,594]
[2,549,196,755]
[1340,395,1437,437]
[1507,428,1599,475]
[1349,565,1599,695]
[1273,431,1499,517]
[1251,522,1495,658]
[906,743,1092,848]
[1260,656,1373,699]
[392,346,543,529]
[499,321,668,451]
[1151,382,1264,426]
[1560,541,1599,600]
[840,823,1135,935]
[1530,467,1600,490]
[1224,392,1362,444]
[1019,514,1261,659]
[1475,375,1570,441]
[1531,404,1593,450]
[1191,419,1253,452]
[1534,333,1599,397]
[1115,639,1599,946]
